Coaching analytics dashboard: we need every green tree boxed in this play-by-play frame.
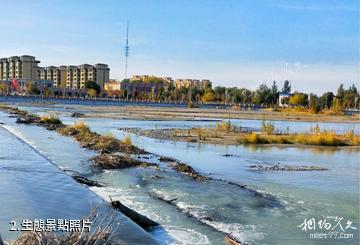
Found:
[84,80,101,95]
[253,84,271,105]
[26,82,40,95]
[214,86,226,102]
[319,92,334,109]
[282,80,291,93]
[336,84,345,104]
[270,81,278,105]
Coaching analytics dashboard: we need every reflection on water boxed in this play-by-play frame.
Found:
[241,143,359,155]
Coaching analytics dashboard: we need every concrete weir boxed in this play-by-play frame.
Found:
[0,126,158,244]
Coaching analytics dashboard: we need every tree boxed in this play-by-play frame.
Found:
[270,81,278,105]
[319,92,334,109]
[0,82,9,95]
[214,86,226,102]
[253,84,271,105]
[336,84,345,104]
[87,88,97,97]
[26,82,40,95]
[289,92,308,106]
[309,94,321,113]
[282,80,291,93]
[342,84,359,108]
[202,90,215,102]
[84,80,101,95]
[178,86,188,102]
[241,88,252,104]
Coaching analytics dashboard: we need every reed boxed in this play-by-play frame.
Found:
[123,134,133,146]
[39,113,62,125]
[239,129,359,146]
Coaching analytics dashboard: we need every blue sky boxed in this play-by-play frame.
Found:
[0,0,358,94]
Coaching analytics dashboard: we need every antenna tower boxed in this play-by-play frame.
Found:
[124,21,129,80]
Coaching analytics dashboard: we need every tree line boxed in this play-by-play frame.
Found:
[117,78,359,111]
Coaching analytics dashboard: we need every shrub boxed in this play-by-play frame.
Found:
[123,134,132,146]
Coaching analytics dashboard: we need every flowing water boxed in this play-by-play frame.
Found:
[0,105,359,244]
[0,111,159,244]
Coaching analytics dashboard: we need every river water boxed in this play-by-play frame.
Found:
[0,105,359,244]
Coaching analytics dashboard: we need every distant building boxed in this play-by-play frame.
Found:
[130,75,173,83]
[104,80,121,91]
[0,55,110,90]
[0,55,40,81]
[175,78,210,89]
[120,80,164,99]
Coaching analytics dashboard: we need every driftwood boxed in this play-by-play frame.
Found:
[72,175,104,187]
[111,200,159,229]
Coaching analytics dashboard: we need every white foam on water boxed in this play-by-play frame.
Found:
[91,186,211,244]
[174,200,264,244]
[90,186,171,223]
[155,226,211,245]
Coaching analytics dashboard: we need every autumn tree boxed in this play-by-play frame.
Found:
[289,92,308,106]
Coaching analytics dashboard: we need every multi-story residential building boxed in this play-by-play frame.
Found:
[175,79,199,89]
[104,79,121,91]
[131,75,174,84]
[1,55,109,91]
[94,64,110,88]
[199,79,211,89]
[174,78,211,89]
[66,66,79,89]
[0,55,40,81]
[120,80,164,99]
[63,63,109,89]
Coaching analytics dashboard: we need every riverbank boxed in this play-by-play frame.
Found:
[121,127,360,147]
[1,97,359,122]
[28,104,360,123]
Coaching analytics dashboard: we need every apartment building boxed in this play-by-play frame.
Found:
[1,55,109,90]
[174,79,210,89]
[64,63,109,89]
[0,55,40,81]
[130,75,174,84]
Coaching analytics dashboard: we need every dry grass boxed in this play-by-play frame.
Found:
[39,113,62,125]
[12,209,115,245]
[123,134,132,146]
[215,120,232,132]
[268,107,346,116]
[57,122,144,154]
[239,130,359,146]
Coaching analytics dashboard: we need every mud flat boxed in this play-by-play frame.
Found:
[68,105,360,123]
[3,102,359,123]
[120,127,360,147]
